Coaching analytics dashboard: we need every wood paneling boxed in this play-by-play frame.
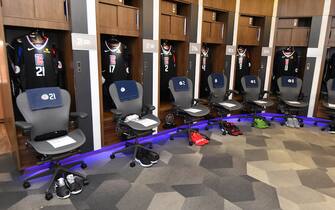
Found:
[203,10,216,22]
[238,26,260,46]
[160,15,187,41]
[275,29,292,46]
[2,0,35,19]
[291,28,310,46]
[161,1,177,15]
[34,0,67,22]
[329,29,335,47]
[277,0,324,17]
[240,0,274,17]
[203,0,236,12]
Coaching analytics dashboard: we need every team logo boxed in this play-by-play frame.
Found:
[164,56,169,65]
[34,54,44,66]
[120,87,126,92]
[41,94,49,100]
[110,54,116,65]
[214,79,218,83]
[178,80,186,86]
[44,48,50,54]
[287,79,295,83]
[27,48,35,51]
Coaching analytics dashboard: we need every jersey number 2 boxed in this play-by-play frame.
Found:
[36,66,45,77]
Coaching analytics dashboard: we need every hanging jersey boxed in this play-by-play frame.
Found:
[235,49,251,92]
[160,44,176,102]
[272,49,299,92]
[200,46,212,98]
[13,36,63,90]
[324,53,335,82]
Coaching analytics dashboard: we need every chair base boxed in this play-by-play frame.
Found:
[110,140,154,167]
[23,160,88,201]
[271,114,304,127]
[314,118,335,132]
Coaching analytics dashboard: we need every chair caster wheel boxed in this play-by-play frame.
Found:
[148,145,153,149]
[23,181,31,189]
[251,123,254,127]
[83,178,89,186]
[280,122,285,126]
[300,124,304,127]
[321,128,326,131]
[110,154,115,159]
[81,163,87,169]
[205,126,209,131]
[237,119,241,122]
[170,136,174,140]
[130,162,136,167]
[314,122,318,126]
[188,141,193,146]
[271,117,274,121]
[45,192,53,201]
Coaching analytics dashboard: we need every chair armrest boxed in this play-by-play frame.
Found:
[224,89,239,99]
[70,112,88,119]
[260,90,271,99]
[144,104,155,112]
[298,93,308,101]
[111,109,123,122]
[15,121,33,135]
[321,91,328,100]
[193,98,207,105]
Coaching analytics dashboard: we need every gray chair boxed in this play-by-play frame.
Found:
[108,80,160,167]
[271,76,308,126]
[168,77,210,145]
[206,73,243,131]
[239,75,274,126]
[15,89,88,200]
[314,79,335,132]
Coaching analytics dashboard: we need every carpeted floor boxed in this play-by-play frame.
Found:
[1,120,335,210]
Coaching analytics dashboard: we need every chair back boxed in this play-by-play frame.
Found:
[208,73,227,103]
[277,76,302,101]
[169,77,193,108]
[327,79,335,104]
[241,75,261,101]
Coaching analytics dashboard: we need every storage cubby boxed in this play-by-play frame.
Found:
[275,18,311,47]
[97,0,143,146]
[237,15,263,46]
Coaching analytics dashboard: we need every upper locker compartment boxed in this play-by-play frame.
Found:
[202,9,225,44]
[237,16,261,46]
[98,0,140,37]
[2,0,70,30]
[276,18,311,47]
[160,0,190,41]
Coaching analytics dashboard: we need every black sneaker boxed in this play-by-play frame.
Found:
[135,148,153,167]
[55,177,70,199]
[65,174,83,195]
[143,149,160,164]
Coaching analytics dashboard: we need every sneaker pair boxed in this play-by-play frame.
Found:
[254,118,269,129]
[135,148,160,167]
[190,131,209,146]
[222,122,243,136]
[329,125,335,134]
[55,174,83,199]
[286,118,300,128]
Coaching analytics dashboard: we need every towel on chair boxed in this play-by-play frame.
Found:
[26,87,63,111]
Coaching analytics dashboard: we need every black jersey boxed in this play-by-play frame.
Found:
[13,35,63,91]
[200,46,212,98]
[235,49,251,92]
[272,49,299,92]
[101,40,131,110]
[160,44,176,102]
[322,53,335,92]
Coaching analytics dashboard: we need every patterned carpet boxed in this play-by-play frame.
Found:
[1,120,335,210]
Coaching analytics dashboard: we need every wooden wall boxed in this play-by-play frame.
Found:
[240,0,274,16]
[277,0,324,17]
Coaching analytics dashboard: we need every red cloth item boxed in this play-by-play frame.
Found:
[223,122,243,136]
[190,131,209,146]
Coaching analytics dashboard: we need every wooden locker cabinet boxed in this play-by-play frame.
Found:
[1,0,70,30]
[160,14,186,41]
[275,29,292,46]
[203,10,216,22]
[238,26,260,46]
[161,1,177,15]
[202,21,224,44]
[99,0,124,5]
[203,0,235,12]
[98,3,140,37]
[291,28,309,46]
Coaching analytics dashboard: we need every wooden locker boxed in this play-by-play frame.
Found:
[160,14,171,37]
[277,19,296,28]
[34,0,67,23]
[275,29,292,46]
[238,26,260,46]
[203,10,216,22]
[99,3,118,33]
[170,15,186,39]
[329,29,335,47]
[291,28,309,46]
[2,0,35,19]
[202,22,211,41]
[210,22,224,42]
[161,1,177,15]
[117,6,139,35]
[99,0,124,5]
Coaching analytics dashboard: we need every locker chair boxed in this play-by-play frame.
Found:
[206,73,243,130]
[168,77,211,145]
[108,80,160,167]
[271,76,308,126]
[314,79,335,132]
[15,88,88,200]
[239,75,274,126]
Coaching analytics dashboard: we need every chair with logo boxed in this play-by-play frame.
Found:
[108,80,160,167]
[15,87,88,200]
[168,77,211,145]
[239,75,274,127]
[271,76,308,126]
[314,79,335,132]
[206,73,243,134]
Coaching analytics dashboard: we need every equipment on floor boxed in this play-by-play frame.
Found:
[15,88,88,201]
[238,75,273,127]
[108,80,160,167]
[221,121,243,135]
[271,76,308,127]
[190,130,209,146]
[168,76,211,145]
[206,73,243,135]
[314,79,335,133]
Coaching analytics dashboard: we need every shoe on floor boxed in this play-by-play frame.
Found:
[254,118,269,129]
[292,118,300,128]
[135,148,153,167]
[143,149,160,164]
[329,126,335,134]
[65,174,83,195]
[190,132,208,146]
[286,118,295,128]
[55,177,71,199]
[223,122,243,136]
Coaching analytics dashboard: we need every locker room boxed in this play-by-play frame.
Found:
[0,0,334,209]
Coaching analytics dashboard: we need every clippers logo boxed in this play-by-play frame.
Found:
[287,79,295,83]
[178,80,186,86]
[110,54,116,65]
[284,58,289,71]
[214,78,218,83]
[202,57,207,71]
[35,54,44,66]
[249,79,256,84]
[120,87,126,92]
[41,93,56,101]
[164,56,169,65]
